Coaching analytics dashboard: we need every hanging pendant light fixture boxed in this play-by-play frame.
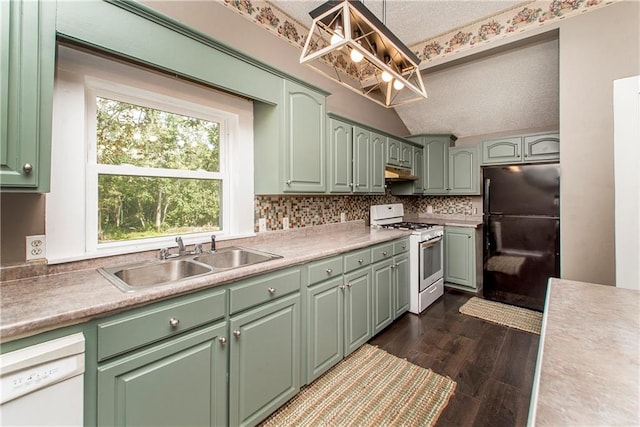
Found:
[300,0,427,108]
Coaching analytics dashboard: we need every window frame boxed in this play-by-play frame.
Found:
[46,46,255,264]
[85,78,231,252]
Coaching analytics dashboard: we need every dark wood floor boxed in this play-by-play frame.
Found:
[369,289,539,427]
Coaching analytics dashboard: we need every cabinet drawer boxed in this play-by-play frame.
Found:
[394,238,410,255]
[344,249,371,273]
[230,268,301,314]
[308,256,344,286]
[97,289,226,361]
[371,243,394,263]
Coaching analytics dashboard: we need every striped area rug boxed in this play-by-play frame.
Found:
[459,297,543,334]
[261,344,456,427]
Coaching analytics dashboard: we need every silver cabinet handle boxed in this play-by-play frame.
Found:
[339,284,346,290]
[23,163,33,174]
[382,251,388,256]
[326,268,333,274]
[358,259,364,264]
[390,264,396,269]
[285,180,292,185]
[346,282,352,288]
[219,337,227,344]
[401,245,406,250]
[267,287,276,294]
[169,318,180,328]
[233,330,241,338]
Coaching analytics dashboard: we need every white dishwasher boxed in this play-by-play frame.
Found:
[0,333,85,426]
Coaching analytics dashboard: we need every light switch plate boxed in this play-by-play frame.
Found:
[340,212,347,223]
[282,217,290,230]
[258,218,267,232]
[26,235,46,260]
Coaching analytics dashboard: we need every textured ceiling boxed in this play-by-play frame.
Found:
[269,0,559,138]
[269,0,528,46]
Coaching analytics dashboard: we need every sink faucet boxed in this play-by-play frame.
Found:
[210,234,216,252]
[176,236,187,255]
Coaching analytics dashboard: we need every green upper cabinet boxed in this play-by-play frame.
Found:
[353,125,371,193]
[1,0,56,192]
[386,137,401,166]
[400,142,414,169]
[326,115,385,195]
[327,117,352,193]
[482,132,559,165]
[409,135,453,195]
[448,146,480,195]
[370,131,386,193]
[390,145,424,195]
[283,81,326,193]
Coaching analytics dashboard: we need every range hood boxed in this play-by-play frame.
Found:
[384,166,418,181]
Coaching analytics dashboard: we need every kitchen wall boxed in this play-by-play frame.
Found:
[254,192,473,231]
[559,0,639,286]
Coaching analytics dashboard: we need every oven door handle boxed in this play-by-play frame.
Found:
[420,236,443,249]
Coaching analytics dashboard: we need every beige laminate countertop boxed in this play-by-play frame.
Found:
[529,278,640,425]
[0,222,409,343]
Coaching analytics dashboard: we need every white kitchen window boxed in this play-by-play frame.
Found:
[47,46,255,263]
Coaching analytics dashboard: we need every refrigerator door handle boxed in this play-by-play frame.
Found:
[483,178,491,256]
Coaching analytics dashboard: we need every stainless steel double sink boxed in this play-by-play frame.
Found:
[98,246,282,293]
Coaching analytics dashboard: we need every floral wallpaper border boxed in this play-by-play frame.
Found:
[222,0,620,66]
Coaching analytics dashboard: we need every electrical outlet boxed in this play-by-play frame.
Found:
[282,217,290,230]
[258,218,267,232]
[26,235,46,261]
[340,212,347,223]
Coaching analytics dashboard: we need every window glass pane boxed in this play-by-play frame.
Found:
[98,175,221,242]
[96,97,220,172]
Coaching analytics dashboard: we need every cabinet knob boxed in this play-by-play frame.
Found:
[285,180,292,185]
[169,318,180,328]
[267,287,276,294]
[346,282,352,288]
[382,251,388,256]
[358,259,364,264]
[219,337,227,345]
[22,163,33,174]
[233,330,241,338]
[326,268,333,274]
[390,264,396,269]
[339,284,346,290]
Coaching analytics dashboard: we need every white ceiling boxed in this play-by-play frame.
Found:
[269,0,559,138]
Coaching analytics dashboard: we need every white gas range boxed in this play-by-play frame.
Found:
[370,203,445,314]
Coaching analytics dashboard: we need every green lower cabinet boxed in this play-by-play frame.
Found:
[97,322,228,427]
[393,253,410,317]
[306,267,372,382]
[444,226,476,290]
[307,276,344,382]
[372,259,394,334]
[343,268,372,355]
[229,293,300,427]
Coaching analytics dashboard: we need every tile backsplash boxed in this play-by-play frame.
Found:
[255,190,473,231]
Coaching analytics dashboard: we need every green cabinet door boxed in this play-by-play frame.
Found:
[448,146,480,195]
[328,117,352,193]
[97,323,228,427]
[444,226,476,289]
[393,254,410,318]
[307,277,344,382]
[523,133,560,162]
[1,0,55,191]
[352,126,371,193]
[370,131,386,193]
[386,137,401,166]
[400,142,414,169]
[372,259,394,335]
[229,293,300,427]
[344,268,372,355]
[481,137,522,164]
[423,136,451,194]
[283,81,326,193]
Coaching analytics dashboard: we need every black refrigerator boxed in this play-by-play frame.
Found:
[483,164,560,312]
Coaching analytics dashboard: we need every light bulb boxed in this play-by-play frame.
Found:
[330,25,344,45]
[393,79,405,90]
[381,71,393,82]
[350,48,364,63]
